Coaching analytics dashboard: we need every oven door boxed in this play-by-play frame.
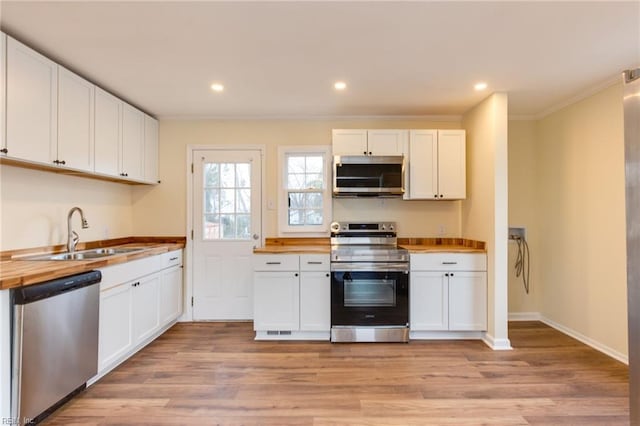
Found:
[331,268,409,326]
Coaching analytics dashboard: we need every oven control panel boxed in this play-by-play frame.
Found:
[330,221,396,234]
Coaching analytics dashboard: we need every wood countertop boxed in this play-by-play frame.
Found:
[0,237,186,290]
[252,237,485,254]
[400,244,486,253]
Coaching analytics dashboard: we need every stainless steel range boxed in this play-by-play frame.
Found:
[330,221,409,342]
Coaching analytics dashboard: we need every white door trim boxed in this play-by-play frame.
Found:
[183,144,266,321]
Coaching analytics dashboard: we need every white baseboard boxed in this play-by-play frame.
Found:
[508,311,628,365]
[482,332,513,350]
[508,312,542,321]
[540,316,629,365]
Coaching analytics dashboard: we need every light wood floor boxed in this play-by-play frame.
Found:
[42,321,629,425]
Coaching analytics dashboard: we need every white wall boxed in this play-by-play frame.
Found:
[534,82,627,359]
[507,120,538,314]
[0,165,134,250]
[132,118,463,239]
[461,93,510,349]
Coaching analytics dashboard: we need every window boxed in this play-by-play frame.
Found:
[278,146,332,235]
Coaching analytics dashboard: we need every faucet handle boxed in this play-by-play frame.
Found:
[72,230,79,245]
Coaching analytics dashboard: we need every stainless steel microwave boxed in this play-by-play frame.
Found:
[333,155,405,197]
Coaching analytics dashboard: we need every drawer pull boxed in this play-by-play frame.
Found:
[442,261,458,265]
[266,261,281,265]
[169,257,178,261]
[307,261,323,264]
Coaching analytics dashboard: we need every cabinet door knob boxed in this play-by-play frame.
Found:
[0,148,7,154]
[434,194,438,198]
[439,194,444,198]
[368,152,372,155]
[294,273,299,277]
[363,151,367,155]
[326,273,330,277]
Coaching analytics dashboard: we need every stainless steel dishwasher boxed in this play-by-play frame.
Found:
[11,270,101,425]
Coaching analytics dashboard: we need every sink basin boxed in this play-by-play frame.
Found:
[19,247,145,261]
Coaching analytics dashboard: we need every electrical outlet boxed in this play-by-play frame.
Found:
[509,227,526,240]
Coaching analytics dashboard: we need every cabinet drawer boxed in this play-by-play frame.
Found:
[253,254,299,271]
[300,254,330,271]
[410,253,486,271]
[161,250,182,269]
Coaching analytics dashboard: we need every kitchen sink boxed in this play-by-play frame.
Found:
[19,247,146,261]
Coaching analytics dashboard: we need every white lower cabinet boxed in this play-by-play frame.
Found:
[410,253,487,339]
[253,253,330,340]
[131,273,161,343]
[159,266,183,324]
[96,250,183,379]
[254,271,300,331]
[98,282,134,371]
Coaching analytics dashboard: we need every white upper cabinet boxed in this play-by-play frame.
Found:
[94,87,122,176]
[121,103,145,181]
[5,36,57,164]
[144,115,159,183]
[437,130,466,199]
[367,129,408,156]
[405,129,466,200]
[406,130,438,199]
[332,129,407,156]
[57,66,94,172]
[1,33,6,154]
[331,129,368,155]
[2,35,159,185]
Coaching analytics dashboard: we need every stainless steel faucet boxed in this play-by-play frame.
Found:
[67,207,89,253]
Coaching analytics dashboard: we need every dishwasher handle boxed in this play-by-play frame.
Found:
[12,270,102,305]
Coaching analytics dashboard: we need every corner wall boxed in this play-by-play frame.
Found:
[534,82,627,359]
[461,93,510,349]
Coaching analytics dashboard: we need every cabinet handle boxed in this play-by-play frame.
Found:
[363,151,367,155]
[60,160,66,165]
[326,273,330,277]
[266,261,281,265]
[439,194,444,198]
[0,148,7,154]
[434,194,438,198]
[169,257,178,261]
[450,273,455,277]
[442,261,458,265]
[294,273,299,277]
[368,151,372,155]
[307,261,322,264]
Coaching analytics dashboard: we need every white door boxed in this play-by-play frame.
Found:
[193,149,262,320]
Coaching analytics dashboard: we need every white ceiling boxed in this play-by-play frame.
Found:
[1,1,638,119]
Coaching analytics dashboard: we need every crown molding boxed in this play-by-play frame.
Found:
[157,114,462,122]
[534,74,621,120]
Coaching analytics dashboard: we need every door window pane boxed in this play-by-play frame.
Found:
[202,162,252,240]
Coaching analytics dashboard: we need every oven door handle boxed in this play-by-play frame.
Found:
[330,263,409,272]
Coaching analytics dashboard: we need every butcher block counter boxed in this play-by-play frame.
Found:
[0,236,186,290]
[253,237,485,254]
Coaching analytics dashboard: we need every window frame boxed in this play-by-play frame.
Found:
[278,145,332,236]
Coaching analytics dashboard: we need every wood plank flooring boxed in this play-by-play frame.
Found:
[42,321,629,425]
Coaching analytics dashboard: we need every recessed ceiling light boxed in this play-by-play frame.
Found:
[334,81,347,90]
[210,83,224,92]
[474,82,488,91]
